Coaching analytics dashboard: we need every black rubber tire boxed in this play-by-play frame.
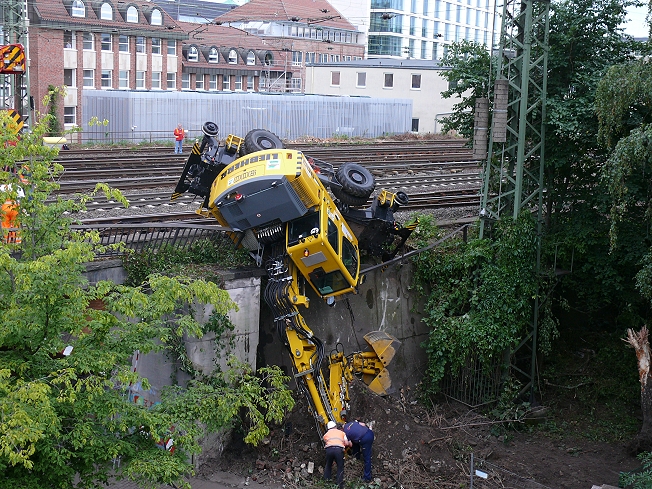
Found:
[395,191,409,206]
[332,185,369,207]
[202,121,219,137]
[335,163,375,198]
[243,129,284,154]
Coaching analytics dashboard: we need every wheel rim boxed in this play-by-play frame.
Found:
[259,138,274,149]
[349,170,366,185]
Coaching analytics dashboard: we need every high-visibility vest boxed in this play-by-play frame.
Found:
[323,428,347,448]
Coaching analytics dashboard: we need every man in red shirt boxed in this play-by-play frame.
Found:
[323,420,351,488]
[174,123,185,154]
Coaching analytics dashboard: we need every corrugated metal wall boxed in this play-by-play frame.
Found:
[81,90,412,142]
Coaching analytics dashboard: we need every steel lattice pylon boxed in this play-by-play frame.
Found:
[479,0,550,398]
[1,0,31,128]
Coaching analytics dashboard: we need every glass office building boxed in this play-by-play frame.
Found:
[367,0,495,59]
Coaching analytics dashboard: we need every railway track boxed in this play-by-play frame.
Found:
[48,138,482,225]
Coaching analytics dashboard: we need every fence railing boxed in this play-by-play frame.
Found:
[71,223,230,257]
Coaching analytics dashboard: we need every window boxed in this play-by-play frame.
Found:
[356,72,366,87]
[71,0,85,17]
[126,6,138,23]
[64,31,75,49]
[341,237,358,279]
[411,118,419,132]
[228,49,237,64]
[208,47,218,63]
[152,72,161,89]
[119,35,129,52]
[151,9,162,25]
[305,52,316,64]
[234,76,243,91]
[101,33,112,51]
[136,71,145,89]
[327,218,339,254]
[119,70,129,88]
[196,75,204,90]
[223,75,231,90]
[319,53,328,63]
[331,71,340,86]
[188,46,198,62]
[101,70,112,88]
[136,37,145,53]
[246,75,254,90]
[181,73,190,89]
[411,74,421,89]
[209,74,217,90]
[246,51,255,65]
[168,72,177,89]
[445,1,451,20]
[384,73,394,88]
[167,40,176,55]
[83,32,94,50]
[100,3,112,20]
[83,69,94,87]
[64,107,76,125]
[64,69,76,87]
[292,51,302,66]
[151,38,161,55]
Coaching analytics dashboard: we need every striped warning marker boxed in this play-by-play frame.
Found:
[5,109,24,133]
[0,44,26,73]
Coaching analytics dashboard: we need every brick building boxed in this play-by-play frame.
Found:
[24,0,293,133]
[215,0,366,92]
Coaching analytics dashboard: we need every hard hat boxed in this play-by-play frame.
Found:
[327,421,337,430]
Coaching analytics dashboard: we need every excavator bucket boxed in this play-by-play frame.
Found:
[363,368,392,396]
[364,331,401,367]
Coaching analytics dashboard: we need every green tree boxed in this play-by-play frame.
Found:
[543,0,646,317]
[438,40,495,139]
[413,213,547,398]
[0,112,294,489]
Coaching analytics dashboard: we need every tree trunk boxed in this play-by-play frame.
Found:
[625,326,652,453]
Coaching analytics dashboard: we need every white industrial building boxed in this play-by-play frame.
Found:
[305,58,456,134]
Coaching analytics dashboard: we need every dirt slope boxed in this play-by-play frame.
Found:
[201,380,639,489]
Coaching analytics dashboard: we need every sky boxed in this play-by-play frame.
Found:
[625,4,649,37]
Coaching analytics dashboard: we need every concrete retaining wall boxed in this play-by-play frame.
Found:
[258,262,429,393]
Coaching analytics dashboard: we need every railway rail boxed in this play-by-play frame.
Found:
[43,138,482,226]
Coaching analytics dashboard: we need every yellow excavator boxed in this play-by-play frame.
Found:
[172,122,415,433]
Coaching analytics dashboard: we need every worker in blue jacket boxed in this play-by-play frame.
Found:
[342,420,374,482]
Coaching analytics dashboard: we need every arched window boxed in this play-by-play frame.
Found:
[228,49,237,64]
[208,47,218,63]
[264,53,273,65]
[246,51,255,65]
[188,46,199,62]
[126,6,138,23]
[100,3,112,20]
[151,9,162,25]
[71,0,85,17]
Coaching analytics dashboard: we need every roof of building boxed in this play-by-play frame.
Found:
[215,0,356,31]
[30,0,186,38]
[309,58,449,70]
[150,0,237,24]
[179,21,270,50]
